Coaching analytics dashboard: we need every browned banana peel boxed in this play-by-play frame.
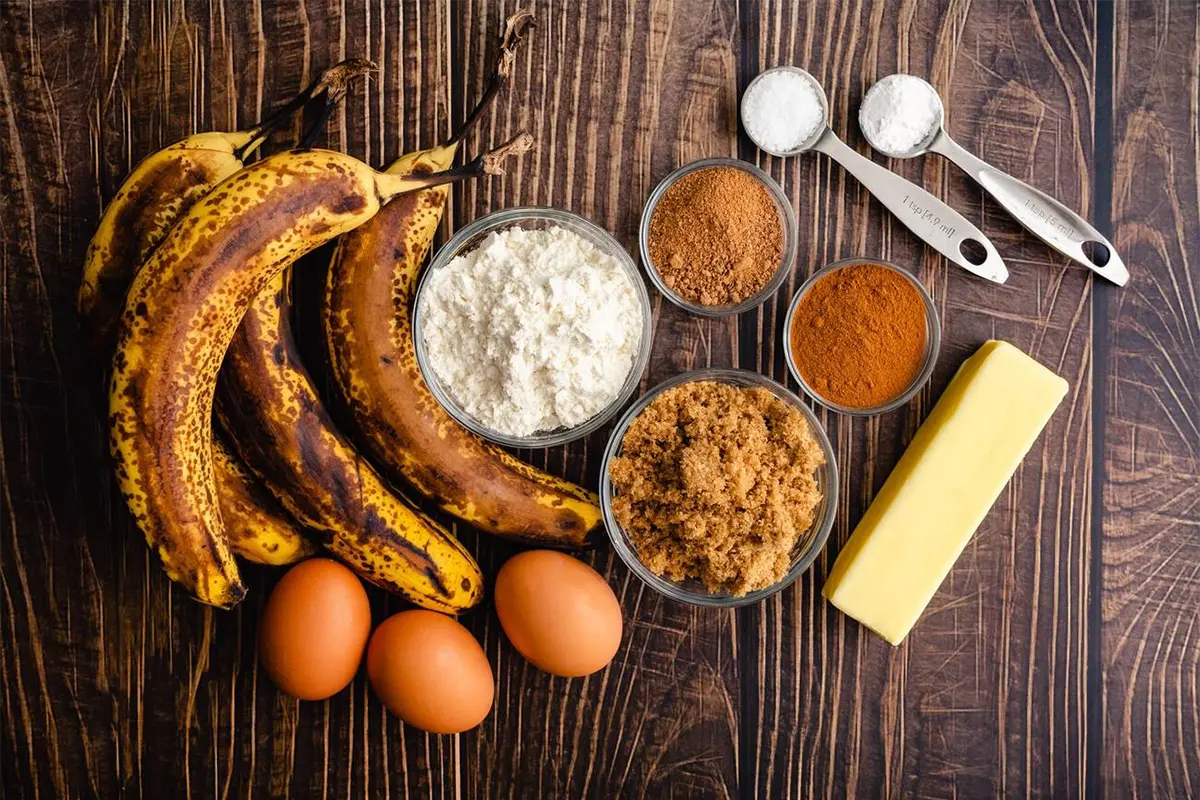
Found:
[217,265,484,612]
[323,11,604,550]
[80,58,377,357]
[212,435,317,565]
[82,61,375,584]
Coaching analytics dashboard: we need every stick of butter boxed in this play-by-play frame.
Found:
[822,340,1068,645]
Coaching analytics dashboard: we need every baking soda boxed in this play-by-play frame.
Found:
[859,74,942,156]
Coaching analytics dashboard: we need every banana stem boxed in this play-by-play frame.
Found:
[297,58,376,149]
[237,58,376,159]
[377,133,534,201]
[443,10,535,150]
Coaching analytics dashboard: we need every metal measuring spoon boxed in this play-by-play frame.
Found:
[741,66,1008,284]
[860,74,1128,286]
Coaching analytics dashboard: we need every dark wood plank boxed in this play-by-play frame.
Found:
[1104,2,1200,798]
[743,2,1096,798]
[448,2,742,798]
[3,4,137,796]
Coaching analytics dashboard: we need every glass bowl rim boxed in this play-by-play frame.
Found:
[637,157,799,318]
[782,257,942,416]
[599,367,839,608]
[413,205,654,448]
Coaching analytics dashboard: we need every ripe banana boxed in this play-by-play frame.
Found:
[82,64,370,570]
[324,12,604,549]
[109,138,530,608]
[80,131,258,353]
[80,60,372,353]
[212,435,317,565]
[216,265,483,612]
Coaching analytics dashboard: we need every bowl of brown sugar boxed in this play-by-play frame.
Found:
[784,258,941,415]
[640,158,797,316]
[600,369,837,607]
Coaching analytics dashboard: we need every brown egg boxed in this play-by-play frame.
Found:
[366,610,494,734]
[494,550,623,677]
[259,558,371,700]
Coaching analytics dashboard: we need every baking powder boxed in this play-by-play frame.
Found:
[421,225,643,437]
[859,74,942,156]
[741,70,826,154]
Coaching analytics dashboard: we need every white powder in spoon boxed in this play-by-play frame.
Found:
[741,69,826,154]
[859,74,942,156]
[421,225,643,437]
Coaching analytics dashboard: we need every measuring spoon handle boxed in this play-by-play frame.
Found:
[929,132,1127,285]
[812,129,1008,283]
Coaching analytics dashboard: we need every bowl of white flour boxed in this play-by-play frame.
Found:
[413,207,653,447]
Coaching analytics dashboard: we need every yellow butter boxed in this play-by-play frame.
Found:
[822,340,1068,645]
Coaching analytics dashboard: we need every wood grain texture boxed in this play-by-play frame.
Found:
[1104,2,1200,798]
[1,1,1196,798]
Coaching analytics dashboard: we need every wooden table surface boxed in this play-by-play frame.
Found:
[2,1,1197,798]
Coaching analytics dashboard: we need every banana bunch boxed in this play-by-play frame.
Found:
[325,11,604,550]
[96,11,604,612]
[80,63,371,567]
[106,97,534,608]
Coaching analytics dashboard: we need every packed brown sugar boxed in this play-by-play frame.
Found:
[647,167,783,306]
[608,381,824,595]
[790,263,927,408]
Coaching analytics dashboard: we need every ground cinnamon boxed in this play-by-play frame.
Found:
[647,166,783,306]
[789,263,927,408]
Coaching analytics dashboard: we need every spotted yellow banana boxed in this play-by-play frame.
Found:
[109,137,529,608]
[80,60,371,352]
[80,131,258,353]
[216,264,483,612]
[211,435,317,565]
[324,12,603,549]
[82,64,370,570]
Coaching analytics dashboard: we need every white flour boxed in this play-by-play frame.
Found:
[859,74,942,156]
[422,225,643,437]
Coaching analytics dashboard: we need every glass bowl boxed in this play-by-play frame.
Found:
[782,257,941,416]
[600,368,838,607]
[638,158,798,317]
[413,207,654,448]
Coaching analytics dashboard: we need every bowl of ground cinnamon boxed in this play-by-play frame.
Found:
[640,159,797,316]
[784,258,941,415]
[601,369,837,606]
